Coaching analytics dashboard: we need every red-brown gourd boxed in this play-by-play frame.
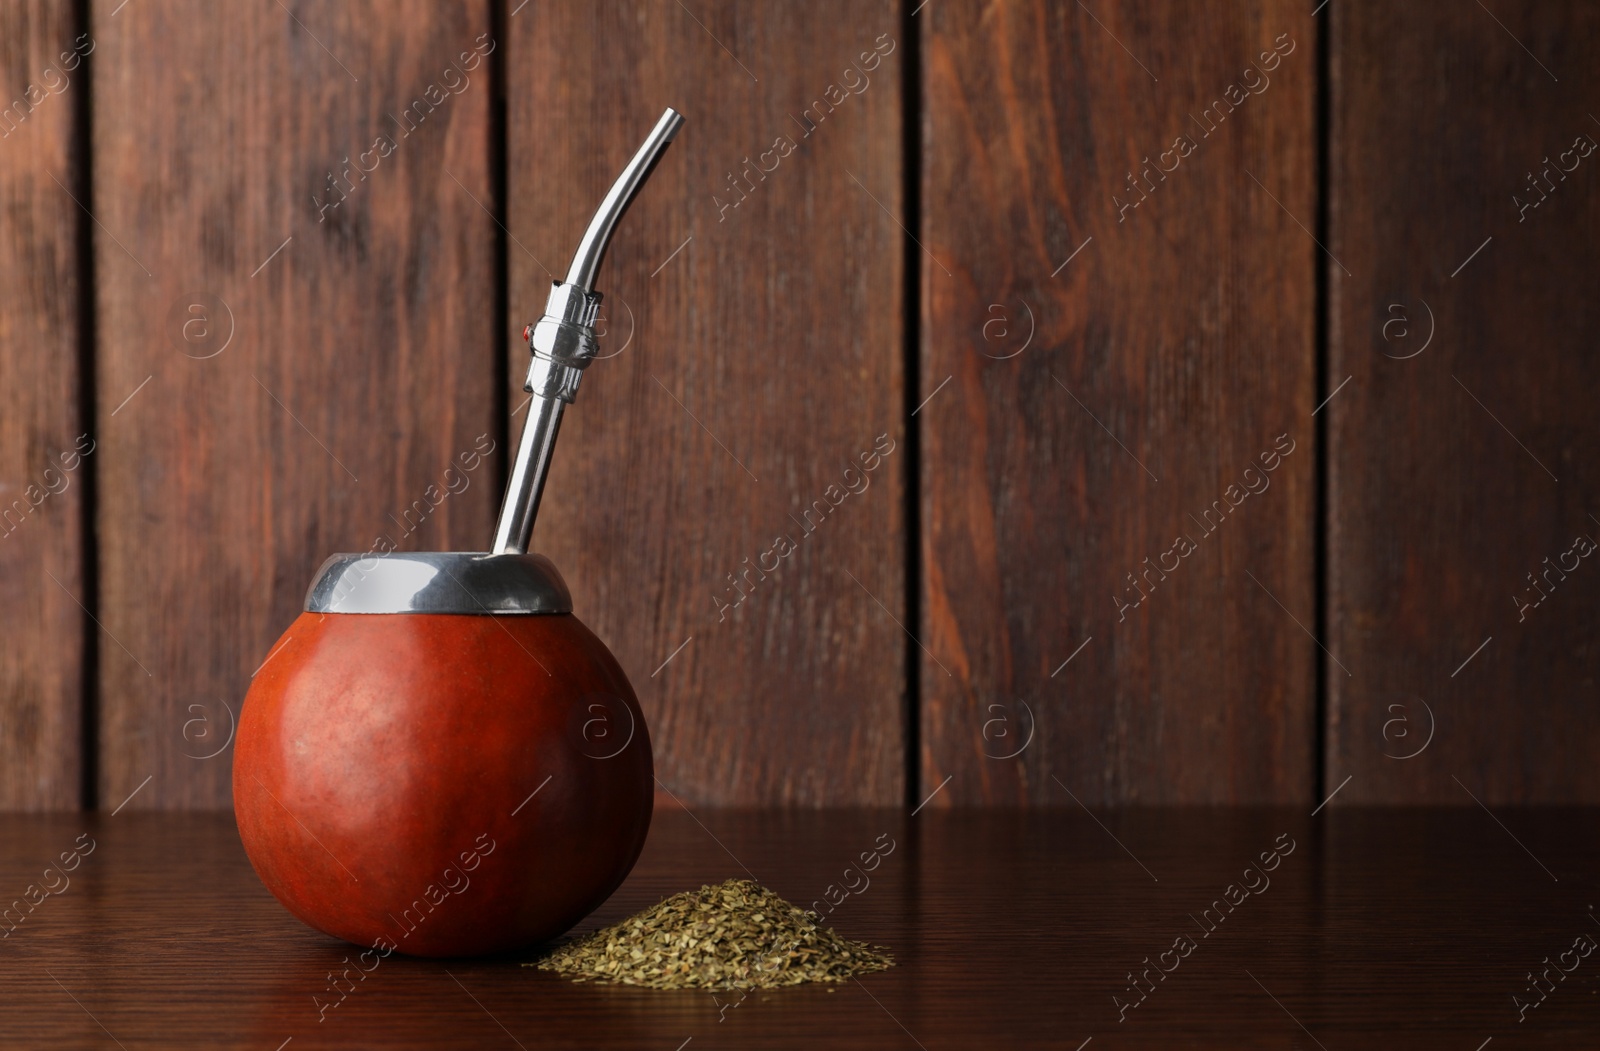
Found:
[233,110,685,957]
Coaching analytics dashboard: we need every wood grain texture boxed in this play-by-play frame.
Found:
[509,2,905,805]
[93,1,498,808]
[1327,3,1600,802]
[2,808,1599,1047]
[0,1,87,808]
[919,1,1317,803]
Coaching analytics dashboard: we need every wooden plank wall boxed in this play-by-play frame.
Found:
[93,0,499,808]
[0,0,1596,810]
[511,1,907,805]
[0,0,87,809]
[918,0,1317,803]
[1327,1,1600,803]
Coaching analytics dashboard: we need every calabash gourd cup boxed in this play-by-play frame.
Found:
[234,109,684,958]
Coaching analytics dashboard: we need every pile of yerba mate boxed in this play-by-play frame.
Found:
[530,878,894,989]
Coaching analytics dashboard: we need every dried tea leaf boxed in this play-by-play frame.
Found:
[527,879,894,990]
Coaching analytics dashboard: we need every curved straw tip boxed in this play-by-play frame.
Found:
[660,107,686,139]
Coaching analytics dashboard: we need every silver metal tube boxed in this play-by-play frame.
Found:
[491,395,565,554]
[565,108,684,293]
[491,108,683,554]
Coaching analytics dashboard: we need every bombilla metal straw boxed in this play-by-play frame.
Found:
[567,108,685,293]
[491,108,683,556]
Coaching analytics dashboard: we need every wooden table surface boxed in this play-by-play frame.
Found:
[1,807,1597,1048]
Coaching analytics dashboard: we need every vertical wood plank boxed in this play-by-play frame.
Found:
[920,0,1318,804]
[1329,2,1600,802]
[95,1,498,808]
[510,1,906,805]
[0,1,87,809]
